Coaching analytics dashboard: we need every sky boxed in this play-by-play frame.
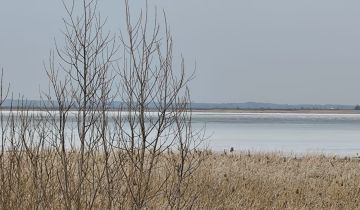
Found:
[1,0,360,105]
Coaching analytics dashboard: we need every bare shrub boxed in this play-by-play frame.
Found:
[0,0,204,209]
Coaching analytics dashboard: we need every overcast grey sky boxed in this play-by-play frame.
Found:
[1,0,360,104]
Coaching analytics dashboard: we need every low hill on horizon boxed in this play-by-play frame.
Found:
[191,102,356,110]
[0,100,357,110]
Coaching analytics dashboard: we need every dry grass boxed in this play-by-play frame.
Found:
[194,152,360,210]
[1,150,360,209]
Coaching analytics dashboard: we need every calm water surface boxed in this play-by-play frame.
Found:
[192,112,360,156]
[3,110,359,156]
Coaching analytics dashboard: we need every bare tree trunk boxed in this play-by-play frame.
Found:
[115,1,204,208]
[43,52,74,209]
[0,69,10,209]
[53,0,117,208]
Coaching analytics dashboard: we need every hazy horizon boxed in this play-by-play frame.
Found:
[1,0,360,104]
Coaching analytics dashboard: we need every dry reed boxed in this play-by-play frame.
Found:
[2,150,360,209]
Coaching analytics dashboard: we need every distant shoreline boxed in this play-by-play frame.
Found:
[192,109,360,114]
[1,107,360,114]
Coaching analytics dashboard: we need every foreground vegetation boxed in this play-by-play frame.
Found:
[2,150,360,209]
[198,152,360,209]
[0,0,203,209]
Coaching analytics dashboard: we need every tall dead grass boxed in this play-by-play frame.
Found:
[195,152,360,209]
[1,149,360,209]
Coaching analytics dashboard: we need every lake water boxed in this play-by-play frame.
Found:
[2,110,359,156]
[192,112,360,156]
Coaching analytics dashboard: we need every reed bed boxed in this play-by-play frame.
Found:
[1,150,360,209]
[195,152,360,209]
